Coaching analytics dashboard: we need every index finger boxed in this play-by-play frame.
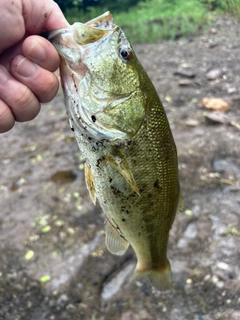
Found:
[0,0,69,53]
[24,0,69,33]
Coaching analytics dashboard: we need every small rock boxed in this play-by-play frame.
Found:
[212,275,219,283]
[216,281,224,289]
[227,87,236,94]
[184,223,197,239]
[230,311,240,320]
[204,111,230,125]
[210,28,217,34]
[174,69,195,78]
[178,79,193,86]
[199,97,230,112]
[177,238,188,248]
[177,223,197,248]
[217,262,230,271]
[57,293,69,306]
[204,274,211,282]
[206,69,221,80]
[184,119,199,127]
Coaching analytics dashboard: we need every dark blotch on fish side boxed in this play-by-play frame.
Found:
[153,179,163,191]
[154,179,159,188]
[91,115,97,122]
[110,185,121,195]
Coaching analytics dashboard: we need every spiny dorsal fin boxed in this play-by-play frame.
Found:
[105,220,129,256]
[84,163,96,205]
[106,153,140,195]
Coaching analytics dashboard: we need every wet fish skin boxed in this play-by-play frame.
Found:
[48,12,184,291]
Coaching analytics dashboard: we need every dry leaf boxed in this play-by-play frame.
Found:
[199,97,230,112]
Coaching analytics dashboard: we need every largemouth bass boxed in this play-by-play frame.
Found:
[48,11,184,291]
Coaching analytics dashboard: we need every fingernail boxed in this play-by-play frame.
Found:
[0,66,9,84]
[16,58,37,78]
[28,41,46,60]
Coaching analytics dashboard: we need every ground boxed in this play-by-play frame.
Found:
[0,16,240,320]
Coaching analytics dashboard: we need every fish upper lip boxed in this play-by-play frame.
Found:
[48,11,115,43]
[83,11,115,29]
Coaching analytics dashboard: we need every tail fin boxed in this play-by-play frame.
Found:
[134,260,172,291]
[148,266,172,291]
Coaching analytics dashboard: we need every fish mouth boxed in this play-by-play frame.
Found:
[47,11,118,98]
[48,11,114,40]
[48,11,116,59]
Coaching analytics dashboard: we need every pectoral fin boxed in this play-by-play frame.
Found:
[84,163,96,205]
[105,220,129,255]
[106,154,140,195]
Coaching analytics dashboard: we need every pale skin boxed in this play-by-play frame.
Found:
[0,0,69,133]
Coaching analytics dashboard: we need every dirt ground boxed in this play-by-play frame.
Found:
[0,16,240,320]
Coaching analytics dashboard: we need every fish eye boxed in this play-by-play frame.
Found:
[119,48,131,61]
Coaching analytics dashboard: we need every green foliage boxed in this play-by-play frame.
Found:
[65,6,104,24]
[201,0,240,14]
[112,0,209,43]
[62,0,240,44]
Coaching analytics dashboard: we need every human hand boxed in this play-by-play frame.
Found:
[0,0,69,133]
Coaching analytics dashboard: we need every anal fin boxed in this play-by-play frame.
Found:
[84,163,96,205]
[105,220,129,256]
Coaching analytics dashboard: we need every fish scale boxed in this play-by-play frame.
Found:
[49,11,184,291]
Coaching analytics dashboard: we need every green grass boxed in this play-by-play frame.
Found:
[65,0,239,43]
[114,0,209,42]
[202,0,240,15]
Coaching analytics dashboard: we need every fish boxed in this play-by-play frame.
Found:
[48,11,184,291]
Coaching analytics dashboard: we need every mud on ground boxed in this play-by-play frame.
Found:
[0,16,240,320]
